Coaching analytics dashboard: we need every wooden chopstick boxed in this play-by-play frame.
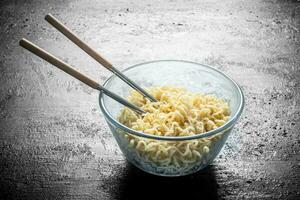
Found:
[19,38,145,114]
[45,14,157,102]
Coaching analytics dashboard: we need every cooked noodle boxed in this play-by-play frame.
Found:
[118,86,230,167]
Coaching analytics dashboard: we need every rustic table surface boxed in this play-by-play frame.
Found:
[0,0,299,199]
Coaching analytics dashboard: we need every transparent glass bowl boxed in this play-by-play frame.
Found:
[99,60,244,176]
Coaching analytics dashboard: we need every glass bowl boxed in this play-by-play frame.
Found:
[99,60,244,176]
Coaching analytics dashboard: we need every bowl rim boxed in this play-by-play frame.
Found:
[99,59,245,141]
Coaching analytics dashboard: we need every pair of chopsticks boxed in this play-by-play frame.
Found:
[20,14,158,114]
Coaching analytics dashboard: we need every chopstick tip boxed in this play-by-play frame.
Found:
[19,38,27,46]
[45,13,53,21]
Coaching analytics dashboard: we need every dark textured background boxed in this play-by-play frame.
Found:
[0,0,299,199]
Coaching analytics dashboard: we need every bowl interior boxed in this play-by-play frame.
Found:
[101,60,243,132]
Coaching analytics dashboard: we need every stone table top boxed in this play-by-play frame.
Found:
[0,0,299,199]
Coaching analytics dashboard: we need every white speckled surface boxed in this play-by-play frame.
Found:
[0,0,299,199]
